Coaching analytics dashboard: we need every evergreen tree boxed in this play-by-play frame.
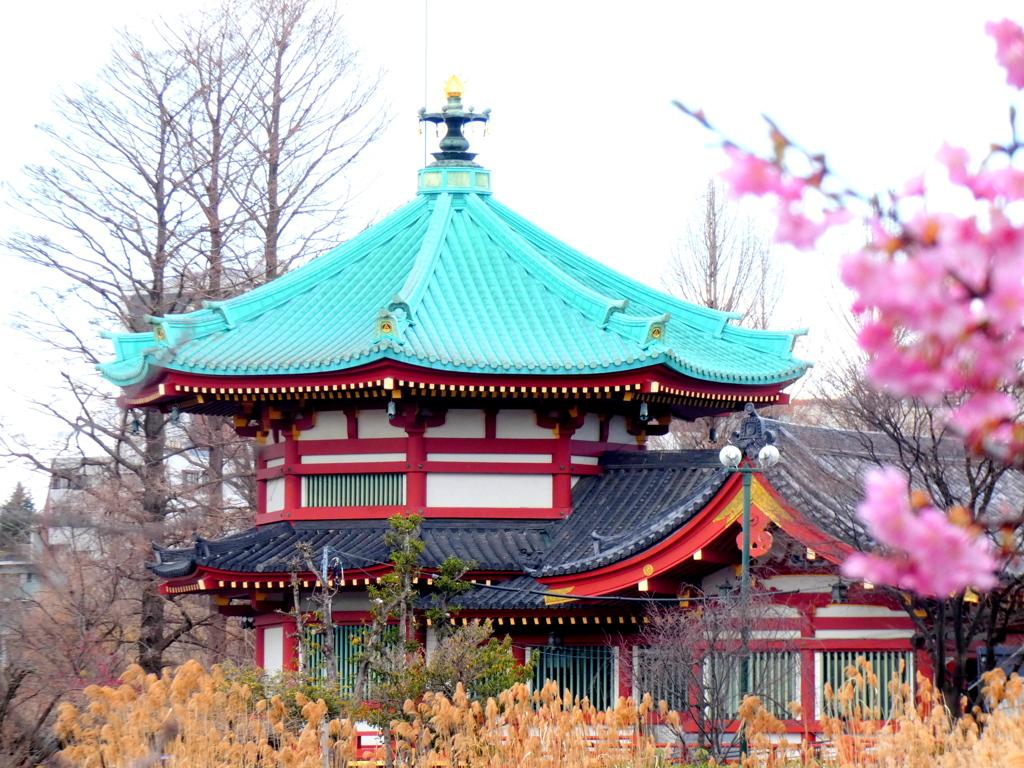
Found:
[0,483,35,556]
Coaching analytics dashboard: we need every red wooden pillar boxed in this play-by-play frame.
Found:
[282,617,299,672]
[618,640,634,699]
[553,427,574,510]
[511,641,526,667]
[798,604,816,722]
[406,425,427,508]
[800,650,816,723]
[255,623,265,668]
[256,448,267,516]
[283,433,301,510]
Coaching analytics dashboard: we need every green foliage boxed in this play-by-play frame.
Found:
[351,514,531,729]
[0,482,35,555]
[216,661,346,726]
[353,514,428,727]
[425,554,476,641]
[422,620,532,701]
[380,514,424,582]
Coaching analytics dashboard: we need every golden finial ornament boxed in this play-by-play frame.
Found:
[444,75,465,98]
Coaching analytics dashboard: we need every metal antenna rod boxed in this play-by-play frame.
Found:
[423,0,429,167]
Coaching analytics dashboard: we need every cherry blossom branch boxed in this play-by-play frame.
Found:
[676,18,1024,597]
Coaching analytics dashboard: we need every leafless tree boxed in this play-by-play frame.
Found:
[664,179,783,329]
[629,593,799,764]
[657,180,785,449]
[771,358,1024,715]
[238,0,388,281]
[1,0,386,679]
[0,491,247,766]
[296,541,340,688]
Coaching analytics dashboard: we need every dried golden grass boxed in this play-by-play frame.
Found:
[55,661,358,768]
[54,657,1024,768]
[56,665,658,768]
[741,657,1024,768]
[393,680,657,768]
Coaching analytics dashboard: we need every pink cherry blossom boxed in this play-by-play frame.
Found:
[840,467,999,596]
[701,17,1024,599]
[720,146,805,200]
[949,391,1021,450]
[936,143,972,186]
[903,173,926,196]
[774,204,852,251]
[987,19,1024,89]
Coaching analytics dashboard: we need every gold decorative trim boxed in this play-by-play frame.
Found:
[714,476,793,526]
[543,586,577,605]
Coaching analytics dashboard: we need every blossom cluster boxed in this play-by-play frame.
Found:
[840,467,998,597]
[705,19,1024,595]
[720,147,851,251]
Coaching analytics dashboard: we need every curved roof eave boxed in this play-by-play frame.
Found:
[103,345,810,390]
[97,183,811,390]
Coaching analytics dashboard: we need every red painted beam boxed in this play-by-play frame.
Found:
[123,358,795,408]
[257,506,567,523]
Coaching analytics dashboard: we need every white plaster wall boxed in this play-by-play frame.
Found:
[815,605,905,619]
[606,415,634,445]
[813,605,913,639]
[425,626,438,659]
[701,567,739,595]
[762,604,801,619]
[299,595,373,612]
[496,410,554,439]
[266,458,284,468]
[427,453,551,463]
[302,453,405,464]
[266,477,285,512]
[427,473,553,507]
[426,409,485,437]
[814,629,915,639]
[359,409,397,438]
[263,626,284,673]
[297,411,348,440]
[759,574,833,594]
[703,562,804,595]
[574,414,601,441]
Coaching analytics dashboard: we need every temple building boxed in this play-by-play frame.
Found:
[97,80,932,731]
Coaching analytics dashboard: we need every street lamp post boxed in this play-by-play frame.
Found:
[718,404,781,758]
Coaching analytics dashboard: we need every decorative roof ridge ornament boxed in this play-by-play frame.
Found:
[418,75,491,167]
[731,402,777,461]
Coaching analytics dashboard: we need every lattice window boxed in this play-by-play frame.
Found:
[302,473,405,506]
[712,651,801,719]
[530,645,615,710]
[633,646,691,710]
[634,648,800,719]
[306,625,364,695]
[817,650,915,720]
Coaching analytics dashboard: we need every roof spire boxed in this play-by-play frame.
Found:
[418,76,491,167]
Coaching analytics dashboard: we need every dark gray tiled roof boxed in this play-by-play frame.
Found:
[152,519,551,579]
[763,419,1024,552]
[528,451,727,577]
[151,450,728,582]
[447,575,549,610]
[151,422,1024,589]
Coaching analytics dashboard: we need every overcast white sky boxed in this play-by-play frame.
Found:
[0,1,1021,499]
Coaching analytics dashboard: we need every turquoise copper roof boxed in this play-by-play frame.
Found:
[97,95,810,389]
